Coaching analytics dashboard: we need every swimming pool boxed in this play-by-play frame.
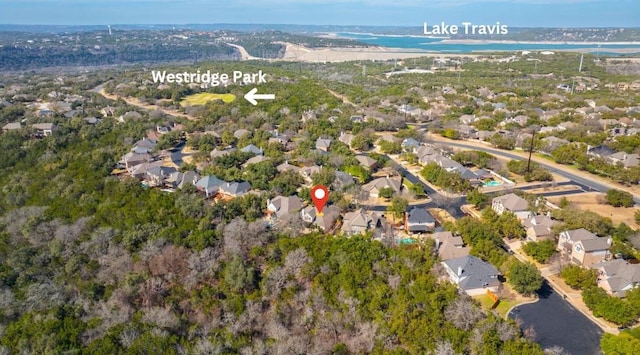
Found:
[483,180,502,187]
[399,238,417,244]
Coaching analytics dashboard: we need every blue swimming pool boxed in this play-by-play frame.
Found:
[483,180,502,187]
[399,238,417,244]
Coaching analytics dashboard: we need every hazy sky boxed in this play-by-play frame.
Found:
[0,0,638,27]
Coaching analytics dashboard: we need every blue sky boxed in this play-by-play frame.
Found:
[0,0,638,27]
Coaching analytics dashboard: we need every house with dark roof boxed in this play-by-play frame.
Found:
[590,259,640,298]
[405,207,436,233]
[441,255,501,295]
[131,138,157,154]
[219,181,252,197]
[491,193,531,220]
[587,145,616,159]
[557,228,611,267]
[166,171,200,190]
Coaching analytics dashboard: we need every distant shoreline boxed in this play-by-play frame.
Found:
[323,31,640,46]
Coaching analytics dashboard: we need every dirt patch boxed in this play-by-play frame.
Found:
[548,192,639,227]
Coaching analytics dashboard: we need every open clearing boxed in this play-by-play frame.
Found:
[548,192,639,227]
[181,93,236,106]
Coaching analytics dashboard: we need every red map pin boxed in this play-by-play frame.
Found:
[311,185,329,215]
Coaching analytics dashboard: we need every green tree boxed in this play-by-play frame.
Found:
[508,261,543,296]
[521,240,557,263]
[466,189,489,208]
[601,332,640,355]
[379,186,395,199]
[387,196,408,222]
[605,189,634,208]
[560,265,597,290]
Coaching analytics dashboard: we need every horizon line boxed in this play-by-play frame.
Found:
[1,23,639,30]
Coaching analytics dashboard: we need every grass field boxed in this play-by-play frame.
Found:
[180,93,236,106]
[548,192,639,227]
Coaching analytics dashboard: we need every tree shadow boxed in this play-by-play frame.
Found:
[536,280,553,299]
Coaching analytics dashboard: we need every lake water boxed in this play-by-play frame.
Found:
[336,32,640,55]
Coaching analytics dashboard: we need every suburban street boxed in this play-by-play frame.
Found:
[427,135,640,205]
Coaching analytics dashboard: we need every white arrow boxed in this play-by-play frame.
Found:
[244,88,275,105]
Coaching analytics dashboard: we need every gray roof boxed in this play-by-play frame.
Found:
[591,259,640,297]
[269,196,303,216]
[219,181,252,196]
[316,137,332,150]
[196,176,224,193]
[443,255,501,291]
[578,237,611,252]
[2,122,21,130]
[362,176,402,194]
[563,228,598,242]
[407,207,436,227]
[241,144,263,155]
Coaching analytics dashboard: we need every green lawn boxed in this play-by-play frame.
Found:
[473,294,520,318]
[180,92,236,106]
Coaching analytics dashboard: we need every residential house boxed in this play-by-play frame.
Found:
[441,255,502,296]
[131,138,157,154]
[300,165,322,183]
[491,193,531,220]
[122,152,153,170]
[32,123,56,137]
[362,176,402,198]
[333,171,356,191]
[300,205,340,232]
[241,144,263,156]
[146,166,177,187]
[277,161,302,174]
[267,195,304,219]
[587,145,616,159]
[195,175,224,198]
[590,259,640,298]
[401,138,420,152]
[541,136,569,154]
[242,155,270,168]
[608,152,640,168]
[233,129,250,139]
[433,231,471,261]
[521,214,559,242]
[316,137,332,152]
[476,130,494,141]
[210,147,236,160]
[338,132,354,147]
[341,208,384,236]
[128,161,164,180]
[557,228,612,267]
[457,125,477,138]
[219,181,252,197]
[355,155,378,170]
[405,207,436,233]
[166,171,200,189]
[459,114,476,125]
[2,122,21,132]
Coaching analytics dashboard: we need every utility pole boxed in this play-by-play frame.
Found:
[527,129,536,173]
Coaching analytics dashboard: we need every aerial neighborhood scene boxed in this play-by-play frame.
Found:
[1,0,640,354]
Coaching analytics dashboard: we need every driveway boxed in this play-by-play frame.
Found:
[508,281,603,355]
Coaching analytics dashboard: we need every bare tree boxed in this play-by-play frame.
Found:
[283,248,311,278]
[432,340,456,355]
[544,346,571,355]
[496,321,517,342]
[444,296,485,331]
[523,325,537,342]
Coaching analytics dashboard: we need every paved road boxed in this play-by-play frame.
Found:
[170,142,186,167]
[431,139,640,205]
[509,282,603,355]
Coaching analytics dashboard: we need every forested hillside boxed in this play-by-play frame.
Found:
[0,82,542,354]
